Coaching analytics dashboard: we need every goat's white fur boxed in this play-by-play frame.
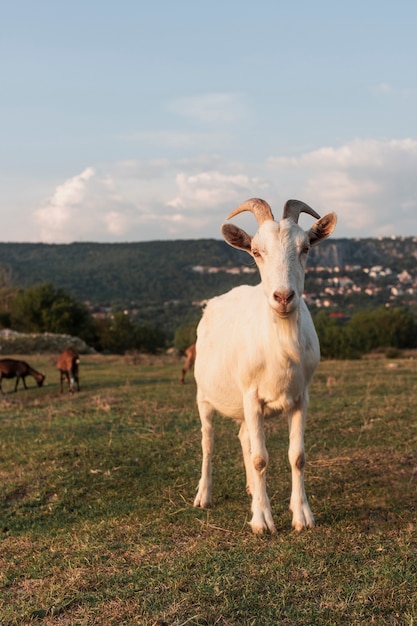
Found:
[193,198,337,533]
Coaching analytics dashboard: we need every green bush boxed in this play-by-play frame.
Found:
[93,312,165,354]
[173,322,197,351]
[314,306,417,359]
[11,282,96,343]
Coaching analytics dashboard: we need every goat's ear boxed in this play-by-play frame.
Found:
[308,212,337,246]
[221,223,252,252]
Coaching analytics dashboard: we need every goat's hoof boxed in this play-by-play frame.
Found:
[250,522,277,535]
[292,518,315,532]
[250,514,277,535]
[193,496,212,509]
[194,502,212,509]
[250,523,266,535]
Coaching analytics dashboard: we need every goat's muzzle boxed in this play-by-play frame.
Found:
[273,289,296,317]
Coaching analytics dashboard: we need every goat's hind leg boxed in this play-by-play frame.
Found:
[193,394,214,509]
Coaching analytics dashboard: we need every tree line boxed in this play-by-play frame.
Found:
[0,282,165,354]
[1,279,417,358]
[314,307,417,358]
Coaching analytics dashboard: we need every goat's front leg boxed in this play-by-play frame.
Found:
[193,393,214,509]
[238,421,254,496]
[244,390,276,534]
[288,400,315,531]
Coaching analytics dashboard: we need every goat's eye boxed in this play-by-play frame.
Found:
[301,245,310,255]
[252,249,261,258]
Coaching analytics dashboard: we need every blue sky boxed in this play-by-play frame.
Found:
[1,0,416,242]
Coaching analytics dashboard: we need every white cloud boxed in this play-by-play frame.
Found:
[167,171,266,210]
[31,138,417,242]
[35,167,144,242]
[267,138,417,237]
[103,211,128,236]
[35,167,96,242]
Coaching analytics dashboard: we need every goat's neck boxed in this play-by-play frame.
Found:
[270,307,302,365]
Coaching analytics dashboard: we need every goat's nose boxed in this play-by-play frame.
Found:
[273,289,295,305]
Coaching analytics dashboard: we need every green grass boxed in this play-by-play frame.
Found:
[1,354,417,625]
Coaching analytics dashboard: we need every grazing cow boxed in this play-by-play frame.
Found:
[57,348,80,393]
[0,358,45,394]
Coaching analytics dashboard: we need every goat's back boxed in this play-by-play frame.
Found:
[57,349,80,371]
[0,358,29,376]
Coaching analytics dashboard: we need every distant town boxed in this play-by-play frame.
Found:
[189,259,417,312]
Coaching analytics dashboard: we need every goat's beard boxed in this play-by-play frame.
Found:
[273,309,302,365]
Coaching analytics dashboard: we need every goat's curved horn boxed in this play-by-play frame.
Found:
[283,199,321,223]
[226,198,274,225]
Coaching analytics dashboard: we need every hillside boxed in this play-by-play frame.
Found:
[0,237,416,303]
[308,237,417,271]
[0,237,416,337]
[0,240,254,305]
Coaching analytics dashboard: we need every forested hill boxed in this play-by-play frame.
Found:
[0,240,251,305]
[0,236,416,307]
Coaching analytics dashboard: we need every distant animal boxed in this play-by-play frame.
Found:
[0,358,45,394]
[57,348,80,393]
[180,343,196,384]
[193,198,337,533]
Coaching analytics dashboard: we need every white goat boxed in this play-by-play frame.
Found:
[193,198,337,533]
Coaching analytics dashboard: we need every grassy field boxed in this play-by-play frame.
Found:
[1,353,417,625]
